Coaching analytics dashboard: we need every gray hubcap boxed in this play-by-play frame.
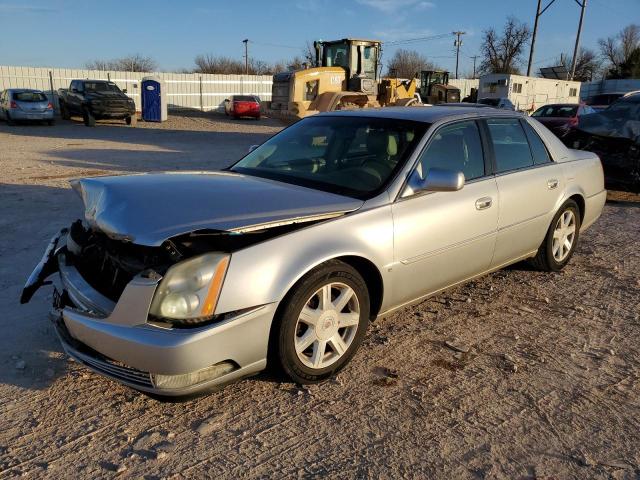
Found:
[552,209,576,262]
[294,282,360,369]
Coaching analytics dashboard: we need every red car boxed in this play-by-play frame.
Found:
[224,95,261,119]
[531,103,596,137]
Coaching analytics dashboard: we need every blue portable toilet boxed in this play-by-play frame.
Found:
[141,76,167,122]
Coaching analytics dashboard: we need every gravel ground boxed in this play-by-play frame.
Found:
[1,113,639,479]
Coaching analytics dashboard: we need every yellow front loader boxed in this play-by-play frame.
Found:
[268,38,419,119]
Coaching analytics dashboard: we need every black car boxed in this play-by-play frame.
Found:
[58,80,136,127]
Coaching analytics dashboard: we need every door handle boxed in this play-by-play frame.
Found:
[475,197,492,210]
[547,179,559,189]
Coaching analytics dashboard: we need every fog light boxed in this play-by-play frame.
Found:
[151,362,235,390]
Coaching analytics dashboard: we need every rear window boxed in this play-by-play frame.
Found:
[233,96,258,102]
[532,105,578,118]
[13,91,48,102]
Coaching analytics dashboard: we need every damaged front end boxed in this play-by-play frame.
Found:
[19,213,336,395]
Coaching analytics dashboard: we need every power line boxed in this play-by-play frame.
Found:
[384,33,451,46]
[248,40,301,50]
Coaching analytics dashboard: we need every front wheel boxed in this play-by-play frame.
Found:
[59,101,70,120]
[272,260,370,384]
[83,107,95,127]
[125,115,137,126]
[530,199,581,271]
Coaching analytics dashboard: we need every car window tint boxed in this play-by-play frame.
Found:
[522,121,551,165]
[416,121,485,181]
[486,118,533,173]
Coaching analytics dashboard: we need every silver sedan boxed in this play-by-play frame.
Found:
[22,107,606,396]
[0,88,55,125]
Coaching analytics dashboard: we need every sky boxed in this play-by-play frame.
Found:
[0,0,637,76]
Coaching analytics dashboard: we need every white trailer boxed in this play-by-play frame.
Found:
[478,73,581,114]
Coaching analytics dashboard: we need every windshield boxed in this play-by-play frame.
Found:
[532,105,578,118]
[231,116,427,199]
[84,82,122,93]
[13,91,48,102]
[324,42,349,68]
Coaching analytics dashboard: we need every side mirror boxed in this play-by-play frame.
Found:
[248,145,259,153]
[224,99,230,103]
[122,88,127,94]
[404,167,465,196]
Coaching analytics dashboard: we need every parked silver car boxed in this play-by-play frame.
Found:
[0,88,55,125]
[22,107,606,396]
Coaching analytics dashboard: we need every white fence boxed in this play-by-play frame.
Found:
[0,65,273,112]
[580,78,640,100]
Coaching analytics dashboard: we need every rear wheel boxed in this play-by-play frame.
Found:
[6,112,14,126]
[530,199,581,271]
[272,260,370,384]
[47,119,55,126]
[125,115,136,126]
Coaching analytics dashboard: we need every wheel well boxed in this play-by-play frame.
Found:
[568,194,585,223]
[335,255,384,320]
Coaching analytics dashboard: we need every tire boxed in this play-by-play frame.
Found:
[271,260,370,384]
[125,115,137,126]
[59,102,70,120]
[6,112,14,126]
[530,199,581,271]
[47,119,55,126]
[83,107,95,127]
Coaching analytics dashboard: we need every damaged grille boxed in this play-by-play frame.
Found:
[67,221,172,302]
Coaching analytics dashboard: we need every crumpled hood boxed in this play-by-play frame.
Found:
[71,172,363,246]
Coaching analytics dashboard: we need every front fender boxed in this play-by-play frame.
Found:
[215,205,394,315]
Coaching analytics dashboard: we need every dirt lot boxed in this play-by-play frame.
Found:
[1,113,639,479]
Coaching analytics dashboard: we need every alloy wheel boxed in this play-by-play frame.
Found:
[552,209,576,262]
[294,282,360,369]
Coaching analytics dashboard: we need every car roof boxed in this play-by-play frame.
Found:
[6,88,44,93]
[317,106,523,123]
[536,103,579,107]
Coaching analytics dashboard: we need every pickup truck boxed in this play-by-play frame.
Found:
[58,79,136,127]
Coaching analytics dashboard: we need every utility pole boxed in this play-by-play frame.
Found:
[453,31,466,79]
[527,0,558,76]
[242,39,249,75]
[570,0,587,80]
[470,55,479,78]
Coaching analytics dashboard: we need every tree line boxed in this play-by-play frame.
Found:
[84,22,640,80]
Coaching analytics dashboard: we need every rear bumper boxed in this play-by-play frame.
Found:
[27,232,273,395]
[9,109,54,120]
[582,189,607,231]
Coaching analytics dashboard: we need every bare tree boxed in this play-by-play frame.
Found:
[547,48,601,81]
[385,49,437,78]
[194,55,245,74]
[599,24,640,78]
[480,17,531,74]
[85,54,156,72]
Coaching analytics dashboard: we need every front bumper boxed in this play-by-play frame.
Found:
[27,232,274,395]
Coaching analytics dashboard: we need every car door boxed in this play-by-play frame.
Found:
[0,91,5,119]
[485,117,565,267]
[69,80,82,113]
[391,120,499,306]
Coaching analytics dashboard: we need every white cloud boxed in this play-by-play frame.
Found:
[356,0,435,13]
[0,4,57,13]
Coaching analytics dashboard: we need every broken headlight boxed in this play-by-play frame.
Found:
[149,253,229,322]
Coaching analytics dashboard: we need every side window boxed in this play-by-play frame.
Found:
[522,120,551,165]
[486,118,533,173]
[416,121,485,182]
[305,80,319,102]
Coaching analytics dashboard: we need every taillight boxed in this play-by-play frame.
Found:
[47,102,53,110]
[9,101,17,109]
